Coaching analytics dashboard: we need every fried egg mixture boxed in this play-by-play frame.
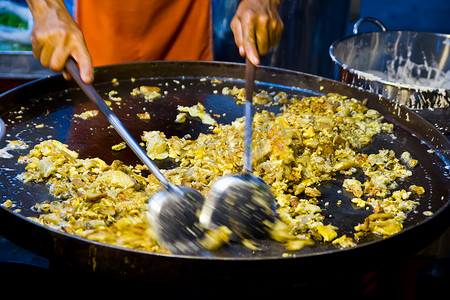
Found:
[16,89,425,254]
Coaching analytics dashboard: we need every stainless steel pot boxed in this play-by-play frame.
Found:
[329,17,450,110]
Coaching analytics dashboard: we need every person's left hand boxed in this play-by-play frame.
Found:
[230,0,283,65]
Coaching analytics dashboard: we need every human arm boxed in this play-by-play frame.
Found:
[25,0,93,83]
[230,0,284,65]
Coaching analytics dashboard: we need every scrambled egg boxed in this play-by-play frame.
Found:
[343,179,364,198]
[16,91,425,254]
[74,110,99,120]
[18,140,165,252]
[0,140,29,159]
[111,142,126,151]
[131,86,161,101]
[222,85,286,105]
[141,131,174,160]
[137,112,151,120]
[108,90,121,102]
[176,102,217,125]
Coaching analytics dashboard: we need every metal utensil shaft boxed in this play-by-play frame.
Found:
[66,58,170,189]
[244,58,255,173]
[0,117,5,140]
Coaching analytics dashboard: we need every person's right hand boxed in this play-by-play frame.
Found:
[26,0,94,83]
[230,0,283,66]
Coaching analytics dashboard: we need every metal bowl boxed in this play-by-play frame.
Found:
[330,17,450,110]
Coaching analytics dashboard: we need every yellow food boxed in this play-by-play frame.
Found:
[343,178,363,198]
[108,90,122,102]
[355,213,403,236]
[111,142,126,151]
[73,110,99,120]
[401,151,418,168]
[315,224,338,242]
[131,86,161,101]
[176,102,217,125]
[332,235,356,248]
[141,131,176,160]
[137,112,151,120]
[0,140,29,159]
[17,92,425,254]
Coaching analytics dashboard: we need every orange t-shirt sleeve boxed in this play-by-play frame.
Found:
[76,0,212,66]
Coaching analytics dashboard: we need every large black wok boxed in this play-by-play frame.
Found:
[0,61,449,291]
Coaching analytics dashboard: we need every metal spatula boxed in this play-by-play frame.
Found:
[199,58,277,241]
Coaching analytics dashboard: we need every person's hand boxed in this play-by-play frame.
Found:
[26,0,93,83]
[230,0,283,65]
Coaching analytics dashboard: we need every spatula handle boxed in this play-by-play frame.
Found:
[65,58,170,188]
[244,57,256,173]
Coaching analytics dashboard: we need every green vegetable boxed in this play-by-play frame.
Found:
[0,12,27,29]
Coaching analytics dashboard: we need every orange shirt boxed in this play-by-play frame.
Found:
[76,0,212,66]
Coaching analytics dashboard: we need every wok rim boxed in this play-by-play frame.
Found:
[4,202,449,264]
